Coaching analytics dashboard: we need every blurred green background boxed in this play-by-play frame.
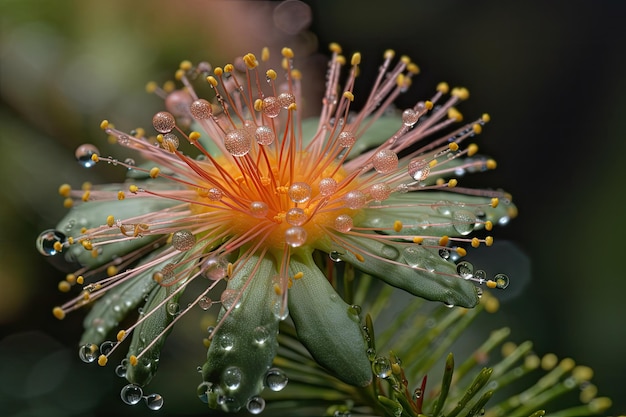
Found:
[1,0,625,415]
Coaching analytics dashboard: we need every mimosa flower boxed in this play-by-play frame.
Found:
[37,44,516,413]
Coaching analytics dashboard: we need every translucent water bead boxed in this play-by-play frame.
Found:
[36,229,66,256]
[372,149,398,174]
[172,229,196,251]
[224,129,252,157]
[120,384,143,405]
[144,393,164,411]
[152,111,176,133]
[246,396,265,414]
[264,368,288,391]
[75,144,100,168]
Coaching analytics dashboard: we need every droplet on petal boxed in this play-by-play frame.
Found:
[369,183,392,202]
[249,201,269,218]
[343,190,367,209]
[372,149,398,174]
[246,396,265,414]
[207,188,223,201]
[278,92,295,108]
[452,210,476,235]
[120,384,143,405]
[172,230,195,251]
[75,144,100,168]
[408,159,430,181]
[262,96,281,118]
[254,125,275,145]
[337,131,356,148]
[36,229,66,256]
[162,133,179,151]
[224,129,251,156]
[318,177,338,196]
[402,108,420,126]
[284,226,307,247]
[286,207,307,226]
[456,260,474,279]
[264,368,288,391]
[190,99,212,119]
[288,182,312,203]
[144,393,164,410]
[152,111,176,133]
[334,214,353,232]
[494,273,510,289]
[201,256,229,280]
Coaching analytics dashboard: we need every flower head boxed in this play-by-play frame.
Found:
[37,44,516,412]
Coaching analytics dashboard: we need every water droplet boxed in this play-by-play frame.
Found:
[413,387,422,399]
[206,326,215,337]
[201,256,229,280]
[372,357,392,379]
[249,201,269,218]
[288,182,312,203]
[439,248,450,259]
[120,384,143,405]
[381,245,399,260]
[278,92,295,108]
[329,251,343,262]
[75,144,100,168]
[78,343,98,363]
[366,347,376,361]
[334,214,353,232]
[264,368,288,391]
[124,158,136,168]
[190,99,212,119]
[144,393,164,410]
[167,302,180,316]
[402,108,420,126]
[219,333,235,351]
[272,299,289,320]
[337,131,356,148]
[432,200,453,215]
[36,229,66,256]
[224,129,251,157]
[100,340,116,355]
[494,273,510,289]
[369,183,391,202]
[456,261,474,279]
[253,326,270,345]
[246,396,265,414]
[198,296,213,310]
[222,366,242,390]
[162,133,179,151]
[284,226,307,247]
[371,149,398,174]
[115,364,127,378]
[207,187,223,201]
[255,125,275,145]
[220,289,240,310]
[318,177,338,196]
[348,304,362,315]
[408,159,430,181]
[343,190,367,209]
[262,96,281,118]
[152,111,176,133]
[172,229,195,251]
[474,269,487,284]
[452,210,477,235]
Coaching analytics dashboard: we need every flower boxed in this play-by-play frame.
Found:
[37,44,516,413]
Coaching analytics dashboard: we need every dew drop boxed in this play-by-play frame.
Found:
[402,108,420,126]
[120,384,143,405]
[36,229,66,256]
[456,260,474,279]
[372,149,398,174]
[207,187,223,201]
[100,340,116,355]
[318,177,338,196]
[408,159,430,181]
[218,333,235,351]
[264,368,288,391]
[334,214,353,232]
[284,226,307,247]
[152,111,176,133]
[494,273,510,289]
[166,89,193,119]
[278,92,295,108]
[220,289,240,310]
[222,366,242,390]
[75,144,100,168]
[474,269,487,284]
[190,99,212,119]
[369,183,392,202]
[246,396,265,414]
[366,347,376,361]
[224,129,251,157]
[167,302,180,316]
[432,200,453,215]
[286,207,307,226]
[78,343,98,363]
[249,201,269,218]
[201,256,229,280]
[329,251,343,262]
[172,229,195,251]
[255,125,275,145]
[343,190,367,209]
[124,158,136,169]
[413,387,423,399]
[381,245,399,260]
[144,393,164,411]
[348,304,362,315]
[262,96,281,118]
[162,133,179,151]
[337,131,356,148]
[253,326,270,345]
[372,357,392,379]
[272,298,289,320]
[452,210,477,235]
[288,182,312,203]
[198,296,213,310]
[439,248,450,259]
[115,364,127,378]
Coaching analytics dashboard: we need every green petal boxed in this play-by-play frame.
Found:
[337,235,479,308]
[287,253,372,387]
[201,253,280,412]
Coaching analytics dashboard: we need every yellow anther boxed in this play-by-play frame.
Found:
[573,365,594,382]
[472,123,482,135]
[254,99,264,112]
[383,49,395,59]
[76,275,84,285]
[189,131,201,141]
[66,274,76,284]
[491,197,499,208]
[291,69,302,80]
[281,57,289,70]
[429,159,438,168]
[202,338,211,348]
[439,236,449,246]
[152,271,163,284]
[485,220,493,231]
[471,237,480,248]
[243,53,257,69]
[482,113,491,123]
[63,198,74,208]
[81,240,93,250]
[82,292,90,301]
[53,241,63,253]
[162,80,175,92]
[486,159,497,170]
[391,362,402,375]
[99,119,109,130]
[343,91,354,101]
[227,262,234,278]
[424,100,433,110]
[447,107,463,122]
[224,63,234,73]
[52,307,65,320]
[261,47,270,61]
[451,87,470,100]
[437,82,449,94]
[407,62,420,74]
[288,278,293,289]
[179,60,192,71]
[145,81,157,93]
[150,167,160,178]
[117,330,126,342]
[273,283,282,296]
[106,215,115,227]
[107,266,118,277]
[355,253,365,262]
[400,55,411,64]
[129,355,138,366]
[448,179,458,187]
[117,191,126,200]
[484,296,500,313]
[174,69,185,81]
[486,280,497,289]
[396,74,406,87]
[281,47,294,59]
[156,134,164,144]
[485,236,494,246]
[335,55,346,65]
[81,191,90,202]
[133,127,145,138]
[107,135,117,145]
[98,354,108,366]
[413,237,424,244]
[67,237,74,245]
[541,353,559,370]
[448,142,459,151]
[266,69,277,80]
[82,181,92,191]
[329,42,342,53]
[456,247,467,257]
[351,52,361,66]
[293,271,304,280]
[80,227,87,233]
[206,75,218,87]
[129,184,139,193]
[467,143,479,156]
[393,220,403,232]
[213,67,223,76]
[58,280,71,292]
[90,153,99,163]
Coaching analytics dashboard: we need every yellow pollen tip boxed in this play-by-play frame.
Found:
[291,69,302,80]
[227,263,234,278]
[343,91,354,101]
[484,296,500,313]
[129,355,138,366]
[53,241,63,252]
[77,275,84,285]
[448,179,458,187]
[439,236,449,246]
[486,280,497,289]
[206,76,218,87]
[243,54,257,69]
[456,247,467,257]
[81,240,93,251]
[150,167,160,178]
[293,271,304,280]
[117,330,126,342]
[98,354,108,366]
[335,55,346,65]
[391,362,401,375]
[58,280,71,292]
[129,185,138,193]
[99,120,109,130]
[396,74,405,87]
[81,191,90,202]
[90,154,99,164]
[266,69,277,80]
[355,253,365,262]
[485,220,493,231]
[413,237,424,244]
[482,113,491,123]
[281,47,294,59]
[400,55,410,64]
[329,42,342,53]
[448,142,459,151]
[472,123,482,134]
[273,283,282,296]
[179,60,192,71]
[437,82,449,94]
[106,215,115,227]
[351,52,361,66]
[67,237,74,245]
[162,80,175,92]
[107,266,118,277]
[224,63,234,73]
[174,69,185,81]
[82,182,92,191]
[447,107,463,122]
[117,191,126,200]
[288,103,297,111]
[424,100,433,110]
[261,47,270,61]
[407,63,420,74]
[213,67,223,76]
[383,49,395,59]
[471,237,480,248]
[53,306,65,320]
[63,198,73,208]
[189,131,201,141]
[468,143,479,156]
[145,81,157,93]
[491,197,499,208]
[133,128,145,138]
[393,220,403,232]
[485,236,494,246]
[66,274,76,284]
[254,99,264,112]
[486,159,497,170]
[451,87,470,100]
[429,159,438,168]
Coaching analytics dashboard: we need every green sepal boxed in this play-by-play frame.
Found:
[201,253,280,412]
[287,252,372,387]
[335,235,479,308]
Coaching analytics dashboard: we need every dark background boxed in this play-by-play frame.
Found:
[1,0,625,415]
